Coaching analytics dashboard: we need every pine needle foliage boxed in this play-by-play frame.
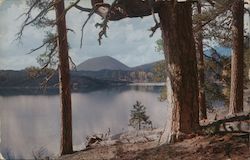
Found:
[129,101,152,130]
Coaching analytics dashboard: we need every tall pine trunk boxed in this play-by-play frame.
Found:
[158,1,200,141]
[196,2,207,120]
[54,0,73,155]
[229,0,244,114]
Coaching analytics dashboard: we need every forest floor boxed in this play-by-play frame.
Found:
[59,107,250,160]
[59,89,250,160]
[59,132,249,160]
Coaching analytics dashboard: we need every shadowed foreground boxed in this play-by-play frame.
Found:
[59,133,249,160]
[59,106,250,160]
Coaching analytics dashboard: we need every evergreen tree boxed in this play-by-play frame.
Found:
[195,1,207,120]
[129,101,152,130]
[229,0,244,114]
[55,0,73,154]
[196,0,246,114]
[18,0,76,155]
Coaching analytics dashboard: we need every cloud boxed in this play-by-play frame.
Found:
[0,1,163,70]
[0,0,4,6]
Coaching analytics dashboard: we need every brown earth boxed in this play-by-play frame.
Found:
[59,133,249,160]
[59,95,250,160]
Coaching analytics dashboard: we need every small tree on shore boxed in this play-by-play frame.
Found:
[129,101,152,130]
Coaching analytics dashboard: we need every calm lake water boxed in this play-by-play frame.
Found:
[0,86,167,159]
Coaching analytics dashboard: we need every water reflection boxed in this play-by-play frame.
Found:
[0,85,163,96]
[0,86,167,159]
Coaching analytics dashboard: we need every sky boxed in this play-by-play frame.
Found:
[0,0,163,70]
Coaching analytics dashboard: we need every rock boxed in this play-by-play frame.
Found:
[0,153,5,160]
[86,135,103,148]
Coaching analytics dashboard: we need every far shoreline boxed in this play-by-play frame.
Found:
[128,82,165,86]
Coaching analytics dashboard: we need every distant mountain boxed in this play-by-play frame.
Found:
[76,55,164,72]
[0,56,164,92]
[132,60,164,72]
[77,56,130,71]
[75,56,164,82]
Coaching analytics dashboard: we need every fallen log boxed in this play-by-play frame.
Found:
[201,112,250,134]
[202,112,250,128]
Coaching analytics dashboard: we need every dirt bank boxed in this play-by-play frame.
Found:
[59,133,249,160]
[59,107,250,160]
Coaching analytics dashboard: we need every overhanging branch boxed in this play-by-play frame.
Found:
[74,0,164,21]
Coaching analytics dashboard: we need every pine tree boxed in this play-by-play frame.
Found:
[75,0,201,140]
[18,0,75,155]
[129,101,152,130]
[195,1,207,120]
[196,0,245,114]
[55,0,73,154]
[229,0,244,114]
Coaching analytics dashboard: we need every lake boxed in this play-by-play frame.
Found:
[0,86,167,159]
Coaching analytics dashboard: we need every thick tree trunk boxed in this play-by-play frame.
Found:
[158,1,200,142]
[229,0,244,114]
[54,0,73,155]
[196,2,207,120]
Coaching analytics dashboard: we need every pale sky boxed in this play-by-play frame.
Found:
[0,0,163,70]
[245,3,250,37]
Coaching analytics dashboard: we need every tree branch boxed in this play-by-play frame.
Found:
[26,35,58,54]
[16,1,54,41]
[75,0,164,21]
[65,0,81,13]
[68,55,77,71]
[80,8,97,48]
[149,22,160,37]
[96,0,119,45]
[74,5,92,13]
[201,112,250,129]
[193,0,234,32]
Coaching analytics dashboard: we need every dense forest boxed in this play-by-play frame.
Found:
[3,0,249,159]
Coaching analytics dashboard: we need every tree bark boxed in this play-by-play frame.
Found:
[54,0,73,155]
[196,2,207,120]
[229,0,244,114]
[74,0,163,20]
[139,120,141,130]
[158,1,200,142]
